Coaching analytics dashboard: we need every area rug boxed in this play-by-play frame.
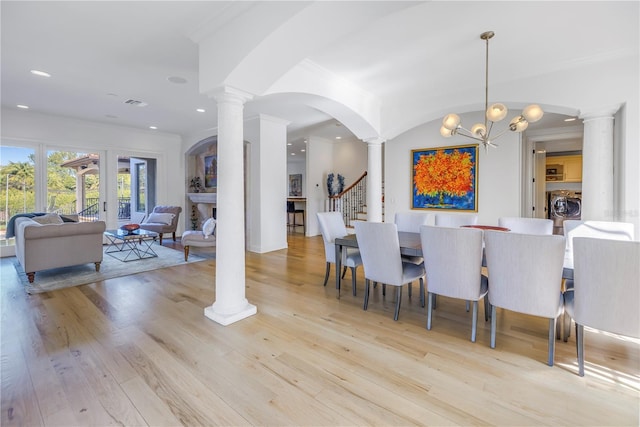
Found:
[13,245,208,294]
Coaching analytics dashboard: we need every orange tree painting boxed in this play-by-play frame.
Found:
[412,144,478,211]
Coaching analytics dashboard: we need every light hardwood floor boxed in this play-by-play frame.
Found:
[1,232,638,426]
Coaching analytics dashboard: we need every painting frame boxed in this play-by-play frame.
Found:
[411,144,478,212]
[204,155,217,188]
[289,173,302,197]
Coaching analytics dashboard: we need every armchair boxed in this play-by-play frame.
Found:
[139,205,182,245]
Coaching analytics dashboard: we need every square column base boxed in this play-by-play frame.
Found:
[204,303,257,326]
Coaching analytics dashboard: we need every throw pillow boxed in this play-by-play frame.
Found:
[32,213,63,225]
[146,212,174,225]
[202,218,216,239]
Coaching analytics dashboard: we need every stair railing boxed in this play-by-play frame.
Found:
[328,171,367,227]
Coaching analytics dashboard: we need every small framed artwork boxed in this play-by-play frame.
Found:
[204,155,217,188]
[289,174,302,197]
[411,144,478,211]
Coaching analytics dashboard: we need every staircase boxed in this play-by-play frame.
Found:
[327,172,384,231]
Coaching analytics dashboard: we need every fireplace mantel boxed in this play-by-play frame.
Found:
[187,193,217,204]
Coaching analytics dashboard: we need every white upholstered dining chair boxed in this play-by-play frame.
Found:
[484,230,565,366]
[355,221,425,321]
[394,211,432,268]
[561,220,635,341]
[498,217,553,235]
[420,225,489,342]
[435,213,478,228]
[316,212,362,296]
[563,237,640,376]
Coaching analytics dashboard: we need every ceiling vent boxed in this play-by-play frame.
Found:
[124,99,148,107]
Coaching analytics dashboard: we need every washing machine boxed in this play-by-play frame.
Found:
[547,190,582,235]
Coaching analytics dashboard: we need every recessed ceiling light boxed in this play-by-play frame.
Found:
[291,153,295,155]
[17,104,29,109]
[196,108,205,113]
[30,70,51,77]
[167,76,188,84]
[564,117,577,122]
[149,126,157,130]
[287,143,292,146]
[301,149,306,152]
[335,136,342,140]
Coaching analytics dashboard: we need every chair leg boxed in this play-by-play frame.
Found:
[341,266,348,279]
[382,284,386,296]
[555,314,562,340]
[184,246,190,262]
[393,287,402,321]
[433,294,437,310]
[466,300,470,312]
[419,278,425,308]
[426,291,433,330]
[576,323,585,376]
[548,318,556,367]
[322,262,331,287]
[408,282,412,298]
[483,295,490,321]
[172,231,177,241]
[351,267,357,296]
[158,233,164,245]
[363,279,370,311]
[490,305,497,348]
[471,301,478,342]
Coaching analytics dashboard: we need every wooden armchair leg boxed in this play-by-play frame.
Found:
[184,246,190,262]
[159,234,163,245]
[27,272,35,283]
[172,231,177,241]
[95,262,101,272]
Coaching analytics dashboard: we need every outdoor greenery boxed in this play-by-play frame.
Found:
[1,151,107,230]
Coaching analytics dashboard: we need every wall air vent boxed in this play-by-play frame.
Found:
[124,99,148,107]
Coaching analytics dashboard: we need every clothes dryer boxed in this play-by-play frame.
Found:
[547,190,582,234]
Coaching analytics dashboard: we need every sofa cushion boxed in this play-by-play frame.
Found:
[202,218,216,239]
[31,213,63,225]
[146,212,174,225]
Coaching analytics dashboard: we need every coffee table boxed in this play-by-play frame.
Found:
[104,229,159,262]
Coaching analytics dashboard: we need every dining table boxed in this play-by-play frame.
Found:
[334,227,574,299]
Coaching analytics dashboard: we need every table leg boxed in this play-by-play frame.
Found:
[335,242,342,299]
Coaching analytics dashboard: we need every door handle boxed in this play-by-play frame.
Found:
[103,202,107,212]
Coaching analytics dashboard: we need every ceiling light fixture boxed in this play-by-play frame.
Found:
[149,126,157,130]
[335,136,342,140]
[440,31,543,150]
[30,69,51,77]
[196,108,205,113]
[17,104,29,109]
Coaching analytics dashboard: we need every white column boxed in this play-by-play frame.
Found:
[204,86,257,326]
[579,106,618,221]
[245,114,290,253]
[365,137,384,222]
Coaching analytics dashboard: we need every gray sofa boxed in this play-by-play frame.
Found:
[14,214,106,283]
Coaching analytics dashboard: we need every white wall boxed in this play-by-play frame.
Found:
[1,108,185,233]
[385,111,521,227]
[305,136,334,236]
[333,138,368,185]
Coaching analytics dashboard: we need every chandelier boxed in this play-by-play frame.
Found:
[440,31,543,149]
